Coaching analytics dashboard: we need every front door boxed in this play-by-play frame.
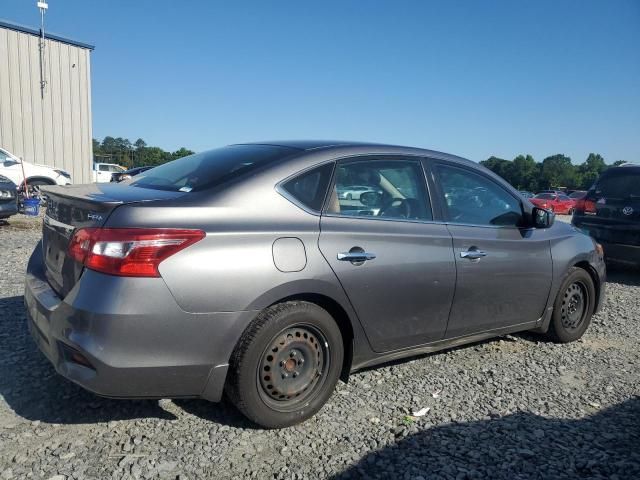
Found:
[432,162,553,338]
[319,157,456,352]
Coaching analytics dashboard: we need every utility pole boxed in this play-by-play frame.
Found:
[37,1,49,98]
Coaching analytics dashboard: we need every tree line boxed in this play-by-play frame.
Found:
[480,153,627,192]
[92,137,194,169]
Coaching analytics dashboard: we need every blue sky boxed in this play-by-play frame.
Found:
[3,0,639,163]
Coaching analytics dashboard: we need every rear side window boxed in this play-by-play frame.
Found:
[131,145,296,192]
[281,163,334,212]
[594,170,640,198]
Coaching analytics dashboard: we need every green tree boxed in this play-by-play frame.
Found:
[577,153,606,189]
[511,154,540,191]
[480,156,513,183]
[541,154,577,189]
[612,160,627,167]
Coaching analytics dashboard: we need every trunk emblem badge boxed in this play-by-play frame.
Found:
[88,213,103,221]
[622,206,634,216]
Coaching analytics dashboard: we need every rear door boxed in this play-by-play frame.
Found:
[319,156,456,352]
[432,162,553,338]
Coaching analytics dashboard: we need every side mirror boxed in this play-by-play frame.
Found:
[532,207,555,228]
[359,191,383,207]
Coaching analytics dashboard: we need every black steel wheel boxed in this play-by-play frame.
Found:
[226,301,343,428]
[258,325,329,412]
[560,281,588,330]
[547,267,596,343]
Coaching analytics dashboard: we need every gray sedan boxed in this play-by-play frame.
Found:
[25,141,606,428]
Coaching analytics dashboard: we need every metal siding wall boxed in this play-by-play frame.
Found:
[0,26,93,183]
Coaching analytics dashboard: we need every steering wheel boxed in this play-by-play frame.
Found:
[379,198,411,219]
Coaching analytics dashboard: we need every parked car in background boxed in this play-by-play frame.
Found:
[0,174,18,220]
[110,166,154,183]
[538,190,566,196]
[530,192,576,214]
[569,190,587,200]
[337,185,379,200]
[519,191,534,198]
[93,162,126,183]
[573,164,640,266]
[1,147,72,192]
[25,141,605,428]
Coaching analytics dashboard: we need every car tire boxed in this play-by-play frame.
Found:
[545,267,596,343]
[226,301,344,428]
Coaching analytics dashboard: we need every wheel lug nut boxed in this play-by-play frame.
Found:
[282,373,288,379]
[279,361,285,367]
[293,372,298,378]
[290,351,297,357]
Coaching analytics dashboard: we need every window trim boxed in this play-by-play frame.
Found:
[321,155,435,224]
[432,161,526,229]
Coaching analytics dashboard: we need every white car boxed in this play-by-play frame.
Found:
[337,185,380,200]
[93,162,126,183]
[0,147,71,192]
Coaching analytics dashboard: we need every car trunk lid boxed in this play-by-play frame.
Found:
[41,184,186,297]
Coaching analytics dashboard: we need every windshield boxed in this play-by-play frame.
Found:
[131,144,297,192]
[594,171,640,198]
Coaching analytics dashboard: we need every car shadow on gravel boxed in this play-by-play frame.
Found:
[174,399,258,429]
[331,398,640,479]
[0,295,177,424]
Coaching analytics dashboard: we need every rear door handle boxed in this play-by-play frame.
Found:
[460,250,487,259]
[337,252,376,262]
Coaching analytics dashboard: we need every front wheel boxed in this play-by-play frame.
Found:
[545,267,595,343]
[226,301,344,428]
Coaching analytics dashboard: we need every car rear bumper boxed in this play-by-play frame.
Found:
[573,217,640,266]
[24,242,257,402]
[599,242,640,266]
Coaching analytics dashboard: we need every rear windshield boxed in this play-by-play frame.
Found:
[535,193,554,199]
[131,145,296,192]
[594,170,640,198]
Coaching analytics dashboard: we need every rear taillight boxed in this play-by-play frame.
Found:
[68,228,205,277]
[575,198,597,214]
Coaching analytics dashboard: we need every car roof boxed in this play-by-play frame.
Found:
[233,140,476,166]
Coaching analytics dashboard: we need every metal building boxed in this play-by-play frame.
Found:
[0,19,94,184]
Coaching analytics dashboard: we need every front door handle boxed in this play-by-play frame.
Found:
[460,250,487,259]
[337,252,376,262]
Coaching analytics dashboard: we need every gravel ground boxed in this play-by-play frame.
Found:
[1,214,639,480]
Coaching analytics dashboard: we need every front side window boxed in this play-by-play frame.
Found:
[99,164,109,171]
[326,159,431,221]
[437,164,523,227]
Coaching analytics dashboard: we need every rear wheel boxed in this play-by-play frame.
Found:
[226,301,343,428]
[545,267,595,343]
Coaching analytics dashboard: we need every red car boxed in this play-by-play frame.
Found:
[530,192,576,214]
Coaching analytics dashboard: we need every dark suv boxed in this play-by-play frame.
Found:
[573,164,640,266]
